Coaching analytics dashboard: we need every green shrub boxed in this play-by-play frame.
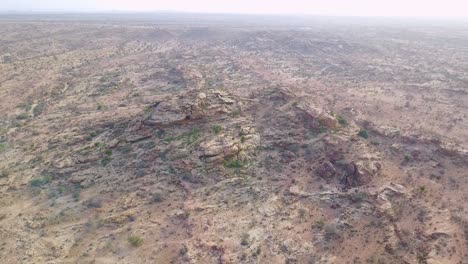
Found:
[151,192,164,203]
[357,129,369,139]
[319,126,328,133]
[94,142,106,149]
[298,208,307,218]
[0,143,6,152]
[176,128,202,145]
[72,188,81,201]
[30,175,53,188]
[0,170,9,178]
[211,125,223,134]
[349,191,368,203]
[101,156,111,166]
[86,131,100,141]
[223,159,244,168]
[313,220,325,229]
[128,235,143,247]
[240,233,250,246]
[336,115,347,125]
[142,141,156,149]
[163,136,175,143]
[404,155,412,162]
[324,224,339,240]
[155,130,165,138]
[16,113,29,120]
[118,145,132,153]
[33,103,44,116]
[179,245,188,255]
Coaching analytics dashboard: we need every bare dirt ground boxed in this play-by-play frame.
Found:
[0,14,467,264]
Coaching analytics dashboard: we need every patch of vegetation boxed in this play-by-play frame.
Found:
[118,145,132,153]
[404,154,412,162]
[30,175,53,188]
[324,224,339,241]
[416,244,431,264]
[16,112,29,120]
[181,211,190,220]
[86,131,100,141]
[230,110,241,117]
[155,130,165,139]
[163,136,175,143]
[33,103,45,116]
[0,142,6,153]
[252,247,261,257]
[181,173,198,183]
[307,124,328,139]
[0,170,9,178]
[128,235,144,247]
[298,208,307,218]
[94,142,106,149]
[17,103,32,111]
[141,141,156,150]
[58,186,65,194]
[336,115,347,125]
[104,149,112,156]
[176,128,202,145]
[358,129,369,139]
[240,233,250,246]
[86,197,103,208]
[211,125,223,134]
[159,150,169,161]
[151,192,164,203]
[223,159,245,169]
[285,143,301,153]
[101,156,112,166]
[72,187,81,202]
[179,245,188,255]
[96,103,103,110]
[313,220,325,229]
[418,186,427,194]
[349,191,368,203]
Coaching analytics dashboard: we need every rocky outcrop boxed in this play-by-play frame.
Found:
[316,160,337,178]
[199,136,240,163]
[344,160,382,187]
[199,125,260,164]
[295,102,338,129]
[144,90,242,127]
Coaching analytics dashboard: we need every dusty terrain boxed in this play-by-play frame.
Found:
[0,14,467,264]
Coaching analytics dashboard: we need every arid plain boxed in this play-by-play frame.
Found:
[0,14,467,263]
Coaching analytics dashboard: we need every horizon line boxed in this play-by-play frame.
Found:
[1,10,468,19]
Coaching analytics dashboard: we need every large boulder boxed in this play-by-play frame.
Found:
[345,160,382,187]
[295,102,338,129]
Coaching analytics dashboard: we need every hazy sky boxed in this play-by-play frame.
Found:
[2,0,468,17]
